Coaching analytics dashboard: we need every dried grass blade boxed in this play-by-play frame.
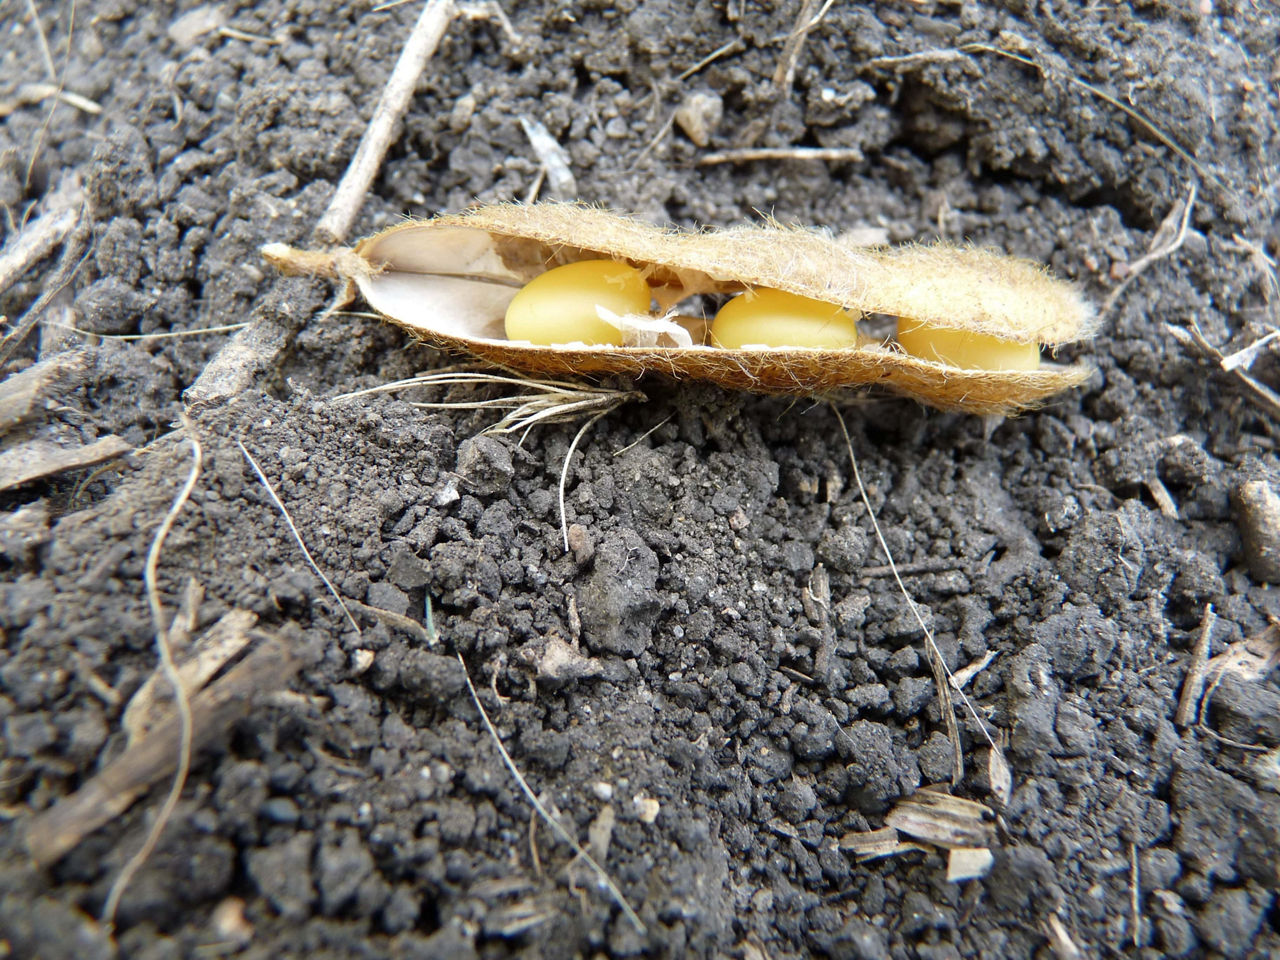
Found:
[237,440,361,636]
[832,405,966,784]
[456,652,646,934]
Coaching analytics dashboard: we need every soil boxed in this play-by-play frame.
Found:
[2,1,1279,958]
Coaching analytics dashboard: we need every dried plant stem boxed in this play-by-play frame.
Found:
[677,38,744,81]
[101,413,203,928]
[1175,603,1215,727]
[315,0,457,244]
[771,0,817,96]
[1102,182,1197,317]
[699,146,863,165]
[336,372,641,548]
[237,440,361,635]
[832,405,999,785]
[25,0,77,190]
[1167,321,1280,421]
[24,0,57,81]
[0,82,102,119]
[860,42,1226,195]
[0,175,81,298]
[612,414,672,457]
[335,373,642,437]
[45,321,250,341]
[28,631,297,866]
[456,652,645,934]
[961,43,1225,194]
[0,218,90,368]
[218,25,279,44]
[770,0,835,95]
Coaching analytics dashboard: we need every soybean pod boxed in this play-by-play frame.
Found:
[265,203,1095,415]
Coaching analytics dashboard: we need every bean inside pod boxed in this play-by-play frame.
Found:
[502,259,1041,370]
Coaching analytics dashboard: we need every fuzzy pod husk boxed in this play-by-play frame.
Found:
[289,203,1096,415]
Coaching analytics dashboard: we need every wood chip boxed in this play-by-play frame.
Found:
[587,803,615,863]
[0,178,84,296]
[1175,603,1215,727]
[1043,914,1084,960]
[122,610,258,744]
[0,351,88,435]
[949,650,996,690]
[518,115,576,198]
[988,743,1013,806]
[946,846,994,882]
[0,435,132,492]
[884,790,996,849]
[839,825,903,858]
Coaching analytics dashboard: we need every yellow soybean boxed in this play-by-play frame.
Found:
[711,288,860,349]
[504,260,651,346]
[896,320,1040,371]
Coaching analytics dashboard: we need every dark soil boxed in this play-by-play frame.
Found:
[3,1,1280,958]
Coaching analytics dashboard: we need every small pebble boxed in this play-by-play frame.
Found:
[674,91,724,147]
[634,795,660,823]
[350,649,375,675]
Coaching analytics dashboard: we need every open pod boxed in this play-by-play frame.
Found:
[272,203,1096,415]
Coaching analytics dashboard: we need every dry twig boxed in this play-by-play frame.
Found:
[25,0,57,81]
[519,115,576,199]
[315,0,459,244]
[558,412,609,552]
[191,1,515,406]
[699,146,863,165]
[677,38,744,81]
[24,0,80,190]
[0,349,88,436]
[1102,182,1197,318]
[0,177,83,297]
[0,216,90,368]
[771,0,819,97]
[0,82,101,118]
[1043,914,1083,960]
[960,43,1225,194]
[0,435,132,493]
[1194,623,1280,749]
[122,609,257,743]
[859,41,1227,194]
[44,320,251,342]
[1175,603,1216,727]
[1167,320,1280,421]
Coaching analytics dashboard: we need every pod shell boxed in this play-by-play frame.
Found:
[343,203,1095,415]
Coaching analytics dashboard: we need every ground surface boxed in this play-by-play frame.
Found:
[2,1,1280,958]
